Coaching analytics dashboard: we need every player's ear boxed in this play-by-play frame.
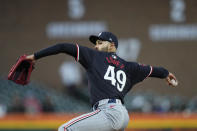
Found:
[109,42,116,52]
[110,42,115,48]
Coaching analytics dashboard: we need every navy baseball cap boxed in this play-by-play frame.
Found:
[89,32,118,48]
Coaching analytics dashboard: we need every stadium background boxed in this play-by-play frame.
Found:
[0,0,197,131]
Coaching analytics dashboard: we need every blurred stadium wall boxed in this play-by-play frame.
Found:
[0,0,197,130]
[1,0,197,98]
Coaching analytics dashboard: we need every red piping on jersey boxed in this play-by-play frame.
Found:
[76,44,79,62]
[145,66,153,79]
[64,109,101,131]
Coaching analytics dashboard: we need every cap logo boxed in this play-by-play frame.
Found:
[98,32,102,36]
[109,38,112,41]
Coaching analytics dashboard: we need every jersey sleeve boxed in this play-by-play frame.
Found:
[129,62,169,84]
[128,62,153,83]
[34,43,77,60]
[34,43,95,69]
[76,44,95,69]
[149,66,169,78]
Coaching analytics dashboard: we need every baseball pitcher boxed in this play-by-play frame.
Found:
[26,32,178,131]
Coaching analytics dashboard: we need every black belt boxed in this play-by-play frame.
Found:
[93,98,120,110]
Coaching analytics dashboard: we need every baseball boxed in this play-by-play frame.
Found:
[171,79,178,87]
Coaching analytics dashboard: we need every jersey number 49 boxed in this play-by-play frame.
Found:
[104,65,126,92]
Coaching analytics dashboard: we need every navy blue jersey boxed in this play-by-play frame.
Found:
[34,43,169,106]
[76,45,152,105]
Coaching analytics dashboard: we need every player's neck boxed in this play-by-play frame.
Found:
[108,48,116,53]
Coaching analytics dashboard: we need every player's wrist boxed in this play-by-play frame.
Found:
[26,54,36,62]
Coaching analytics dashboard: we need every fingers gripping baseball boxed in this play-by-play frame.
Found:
[166,72,178,87]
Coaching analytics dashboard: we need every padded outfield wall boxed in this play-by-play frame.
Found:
[0,113,197,131]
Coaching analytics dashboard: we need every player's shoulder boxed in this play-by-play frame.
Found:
[119,58,140,70]
[115,55,137,66]
[78,44,100,56]
[78,44,94,51]
[112,55,136,70]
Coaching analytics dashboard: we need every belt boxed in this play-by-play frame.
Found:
[93,99,122,110]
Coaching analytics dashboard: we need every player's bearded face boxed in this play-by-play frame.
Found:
[95,40,111,52]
